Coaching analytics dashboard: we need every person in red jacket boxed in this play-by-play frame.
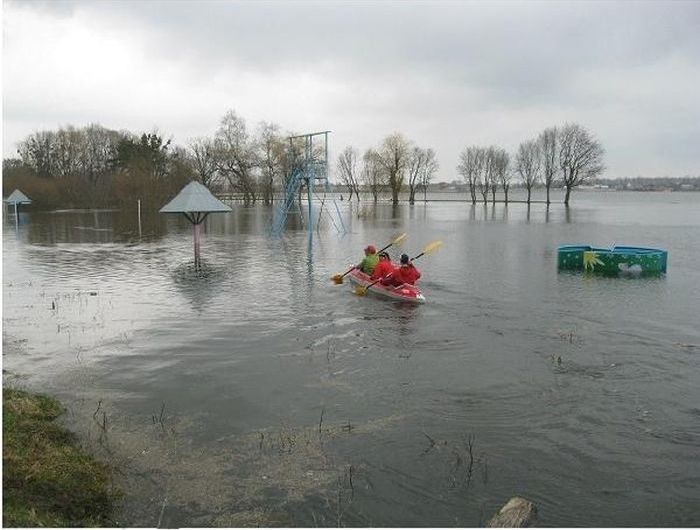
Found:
[371,251,395,281]
[385,253,421,286]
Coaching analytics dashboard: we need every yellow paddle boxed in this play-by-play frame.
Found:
[354,240,442,296]
[331,233,407,284]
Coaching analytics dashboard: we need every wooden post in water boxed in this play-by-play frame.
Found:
[137,199,142,237]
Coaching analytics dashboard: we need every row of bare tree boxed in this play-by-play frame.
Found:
[458,123,605,206]
[6,125,193,208]
[335,133,440,205]
[5,110,307,208]
[6,113,603,209]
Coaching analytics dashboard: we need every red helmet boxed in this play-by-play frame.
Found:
[365,245,377,254]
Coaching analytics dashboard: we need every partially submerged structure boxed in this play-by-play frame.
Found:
[270,131,345,240]
[4,189,32,227]
[558,245,668,275]
[160,181,232,267]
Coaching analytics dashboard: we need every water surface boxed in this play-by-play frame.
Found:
[3,191,700,526]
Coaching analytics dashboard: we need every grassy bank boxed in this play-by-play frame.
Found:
[3,388,117,527]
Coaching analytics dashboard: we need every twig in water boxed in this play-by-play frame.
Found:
[422,431,436,454]
[93,400,102,419]
[464,434,475,487]
[319,407,325,437]
[158,402,166,431]
[336,476,343,527]
[152,403,166,431]
[157,496,168,528]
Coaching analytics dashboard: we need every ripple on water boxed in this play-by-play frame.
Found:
[4,204,700,526]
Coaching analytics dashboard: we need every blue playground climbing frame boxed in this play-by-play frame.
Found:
[270,131,346,239]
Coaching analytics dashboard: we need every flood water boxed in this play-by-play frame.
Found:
[3,191,700,527]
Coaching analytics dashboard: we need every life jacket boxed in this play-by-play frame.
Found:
[359,253,379,275]
[371,259,396,280]
[390,264,421,286]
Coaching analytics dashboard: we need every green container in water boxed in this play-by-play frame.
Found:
[557,245,667,275]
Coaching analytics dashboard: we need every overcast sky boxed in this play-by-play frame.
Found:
[3,0,699,180]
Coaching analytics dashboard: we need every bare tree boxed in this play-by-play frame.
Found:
[493,148,511,203]
[420,148,438,203]
[336,146,361,201]
[515,139,541,204]
[188,137,218,188]
[538,126,558,205]
[376,132,410,205]
[17,124,122,186]
[81,124,122,185]
[53,126,81,178]
[361,148,383,202]
[457,146,482,204]
[406,146,429,205]
[484,147,499,205]
[214,110,257,204]
[256,121,286,205]
[558,123,605,206]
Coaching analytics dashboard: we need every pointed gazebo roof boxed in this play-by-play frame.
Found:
[159,181,231,269]
[160,181,231,215]
[4,189,32,205]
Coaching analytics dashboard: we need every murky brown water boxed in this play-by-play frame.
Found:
[3,191,700,526]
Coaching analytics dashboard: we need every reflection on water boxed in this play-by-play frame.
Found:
[171,261,231,313]
[3,192,700,527]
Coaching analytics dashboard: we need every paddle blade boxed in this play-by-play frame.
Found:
[331,274,344,284]
[353,286,368,296]
[422,240,443,256]
[392,233,408,247]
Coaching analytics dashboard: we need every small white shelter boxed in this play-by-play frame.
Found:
[4,189,32,227]
[160,181,232,267]
[5,189,32,206]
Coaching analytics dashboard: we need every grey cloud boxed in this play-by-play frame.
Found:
[4,0,700,176]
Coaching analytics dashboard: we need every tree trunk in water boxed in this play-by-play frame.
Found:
[527,187,531,204]
[546,184,551,205]
[504,188,509,204]
[564,186,572,206]
[409,189,415,205]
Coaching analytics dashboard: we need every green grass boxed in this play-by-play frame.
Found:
[3,388,117,527]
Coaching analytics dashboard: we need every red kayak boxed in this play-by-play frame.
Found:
[347,269,426,304]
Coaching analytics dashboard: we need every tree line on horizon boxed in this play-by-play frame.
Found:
[457,123,605,207]
[2,111,296,210]
[3,110,604,210]
[335,134,439,205]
